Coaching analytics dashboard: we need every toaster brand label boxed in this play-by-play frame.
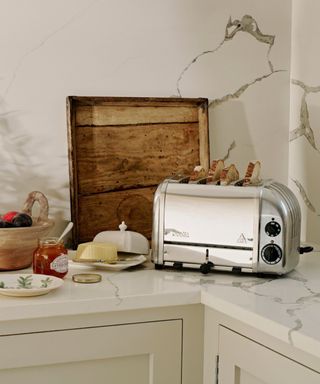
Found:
[165,228,190,238]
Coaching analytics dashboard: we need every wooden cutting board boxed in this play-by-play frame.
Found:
[67,96,209,248]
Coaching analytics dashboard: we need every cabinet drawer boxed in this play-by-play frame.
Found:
[0,320,182,384]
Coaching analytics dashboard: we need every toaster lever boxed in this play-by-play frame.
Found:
[200,249,214,274]
[298,246,313,254]
[200,262,213,274]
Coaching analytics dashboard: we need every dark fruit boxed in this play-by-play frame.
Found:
[2,211,19,223]
[0,212,33,228]
[0,219,15,228]
[12,213,33,227]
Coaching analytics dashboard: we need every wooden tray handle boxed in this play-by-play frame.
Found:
[22,191,49,224]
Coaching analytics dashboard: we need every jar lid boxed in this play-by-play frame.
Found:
[72,273,102,284]
[40,237,62,246]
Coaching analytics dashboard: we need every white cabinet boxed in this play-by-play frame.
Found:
[0,304,203,384]
[218,326,320,384]
[203,307,320,384]
[0,320,182,384]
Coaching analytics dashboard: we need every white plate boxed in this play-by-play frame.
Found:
[70,255,147,271]
[0,274,64,297]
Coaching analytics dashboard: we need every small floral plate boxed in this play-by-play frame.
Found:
[0,274,64,297]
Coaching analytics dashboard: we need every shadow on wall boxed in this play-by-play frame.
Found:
[0,109,69,237]
[208,99,256,176]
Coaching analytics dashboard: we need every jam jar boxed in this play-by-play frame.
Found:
[33,237,68,278]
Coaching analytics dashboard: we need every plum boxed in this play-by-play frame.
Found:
[0,212,33,227]
[12,213,33,227]
[0,219,15,228]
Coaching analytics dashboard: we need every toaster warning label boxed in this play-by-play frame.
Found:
[237,233,247,244]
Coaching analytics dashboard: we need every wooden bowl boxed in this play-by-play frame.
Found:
[0,192,55,270]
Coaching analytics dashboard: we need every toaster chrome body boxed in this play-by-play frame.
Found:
[152,179,301,275]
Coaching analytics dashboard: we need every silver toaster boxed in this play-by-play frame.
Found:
[152,178,305,275]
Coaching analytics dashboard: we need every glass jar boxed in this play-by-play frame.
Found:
[33,237,68,278]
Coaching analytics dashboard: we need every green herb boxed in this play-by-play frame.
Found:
[40,277,52,288]
[0,281,6,288]
[17,275,33,289]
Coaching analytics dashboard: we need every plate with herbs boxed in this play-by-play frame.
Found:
[70,255,147,271]
[0,274,63,297]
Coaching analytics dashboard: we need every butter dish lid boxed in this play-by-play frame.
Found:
[93,221,149,255]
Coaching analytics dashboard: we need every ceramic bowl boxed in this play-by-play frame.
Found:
[0,191,54,270]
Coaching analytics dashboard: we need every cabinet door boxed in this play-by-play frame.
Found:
[218,326,320,384]
[0,320,181,384]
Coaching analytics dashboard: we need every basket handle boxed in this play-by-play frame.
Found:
[22,191,49,225]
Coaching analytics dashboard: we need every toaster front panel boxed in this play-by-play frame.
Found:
[163,244,253,268]
[164,194,259,250]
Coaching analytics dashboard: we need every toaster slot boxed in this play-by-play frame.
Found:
[169,175,190,183]
[163,243,253,269]
[188,177,208,184]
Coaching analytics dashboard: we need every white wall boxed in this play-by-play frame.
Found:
[0,0,291,236]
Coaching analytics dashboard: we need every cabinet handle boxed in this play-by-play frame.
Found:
[215,355,219,384]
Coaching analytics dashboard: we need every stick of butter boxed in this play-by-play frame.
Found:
[75,242,118,263]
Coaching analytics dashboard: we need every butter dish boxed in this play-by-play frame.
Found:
[73,242,118,263]
[93,221,149,255]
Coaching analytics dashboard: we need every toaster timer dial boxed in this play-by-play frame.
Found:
[261,244,282,265]
[265,221,281,237]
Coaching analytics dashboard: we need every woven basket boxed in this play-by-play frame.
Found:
[0,192,54,270]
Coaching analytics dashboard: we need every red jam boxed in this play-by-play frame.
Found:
[33,237,68,278]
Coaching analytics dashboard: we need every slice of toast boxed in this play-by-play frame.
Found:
[207,159,225,182]
[219,164,239,185]
[189,165,207,181]
[242,161,261,185]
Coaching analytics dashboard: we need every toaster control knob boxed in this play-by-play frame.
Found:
[261,244,282,264]
[265,221,281,237]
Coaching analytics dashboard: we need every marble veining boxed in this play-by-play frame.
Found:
[1,252,320,360]
[286,295,320,345]
[208,70,284,109]
[2,0,100,97]
[176,38,225,98]
[222,140,236,161]
[291,178,316,213]
[105,273,123,306]
[289,80,320,220]
[290,79,320,152]
[176,14,283,108]
[199,266,320,348]
[225,15,275,72]
[284,272,320,344]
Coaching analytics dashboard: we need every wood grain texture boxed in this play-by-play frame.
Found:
[78,187,155,243]
[198,103,210,170]
[76,123,200,194]
[76,105,199,126]
[67,96,209,248]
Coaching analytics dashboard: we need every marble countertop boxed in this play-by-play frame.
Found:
[0,251,320,360]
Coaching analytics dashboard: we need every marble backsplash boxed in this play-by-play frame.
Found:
[6,0,320,241]
[289,0,320,243]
